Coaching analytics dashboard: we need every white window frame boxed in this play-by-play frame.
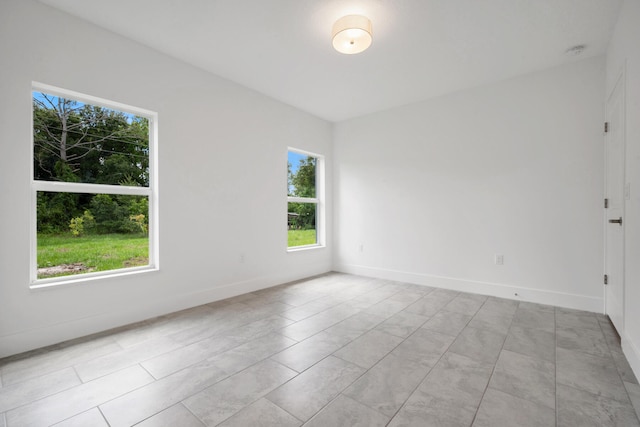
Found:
[30,82,159,288]
[287,147,325,251]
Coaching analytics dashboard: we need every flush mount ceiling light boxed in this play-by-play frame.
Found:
[332,15,372,54]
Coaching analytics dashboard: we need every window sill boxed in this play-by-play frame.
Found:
[30,265,159,290]
[287,244,325,253]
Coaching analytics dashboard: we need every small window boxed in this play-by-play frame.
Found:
[287,149,324,249]
[31,83,158,286]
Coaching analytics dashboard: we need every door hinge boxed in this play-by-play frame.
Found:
[604,274,608,285]
[605,122,609,133]
[605,198,609,208]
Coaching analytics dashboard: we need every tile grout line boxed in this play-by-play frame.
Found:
[468,299,518,427]
[137,362,156,381]
[169,343,303,421]
[5,275,640,427]
[141,319,294,381]
[12,364,156,423]
[135,301,282,351]
[118,284,383,396]
[267,288,435,425]
[96,406,110,426]
[99,341,299,426]
[189,335,349,425]
[71,365,83,384]
[181,402,209,427]
[598,315,640,425]
[352,294,478,426]
[0,367,87,416]
[0,278,389,425]
[274,314,408,424]
[372,310,462,425]
[0,341,123,388]
[598,315,627,381]
[556,311,640,424]
[258,398,304,426]
[276,301,386,350]
[631,385,640,424]
[282,312,406,422]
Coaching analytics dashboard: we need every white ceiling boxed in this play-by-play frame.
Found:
[38,0,621,122]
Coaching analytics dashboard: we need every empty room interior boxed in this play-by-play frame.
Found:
[1,0,640,426]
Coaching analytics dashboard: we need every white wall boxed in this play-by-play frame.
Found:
[0,0,333,358]
[606,0,640,382]
[334,56,605,311]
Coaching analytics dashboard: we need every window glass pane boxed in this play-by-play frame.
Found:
[33,91,149,186]
[288,202,317,247]
[288,151,316,198]
[37,191,149,279]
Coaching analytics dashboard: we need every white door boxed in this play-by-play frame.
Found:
[604,71,625,333]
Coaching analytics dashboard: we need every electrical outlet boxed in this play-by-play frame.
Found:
[359,244,364,252]
[495,254,504,265]
[240,253,245,263]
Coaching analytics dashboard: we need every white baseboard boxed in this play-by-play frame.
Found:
[0,266,330,359]
[335,263,603,313]
[0,263,606,359]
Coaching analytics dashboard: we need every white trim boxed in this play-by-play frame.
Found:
[149,115,160,271]
[316,154,326,247]
[287,147,322,158]
[30,83,159,287]
[603,66,627,330]
[30,265,159,290]
[287,244,325,252]
[287,147,325,249]
[33,181,151,196]
[32,82,156,119]
[30,85,37,286]
[288,196,319,204]
[335,263,604,313]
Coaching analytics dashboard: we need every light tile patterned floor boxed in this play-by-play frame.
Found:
[1,273,639,426]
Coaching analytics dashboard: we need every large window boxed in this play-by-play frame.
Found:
[31,83,158,286]
[287,148,324,249]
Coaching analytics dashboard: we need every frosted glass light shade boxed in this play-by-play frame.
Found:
[332,15,372,54]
